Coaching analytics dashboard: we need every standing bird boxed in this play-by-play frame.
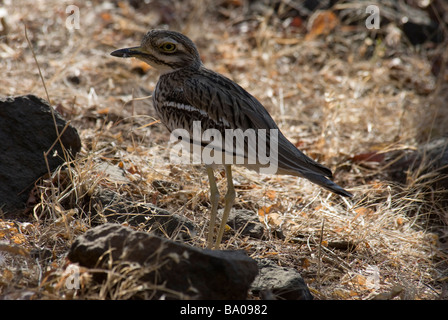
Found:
[111,29,352,249]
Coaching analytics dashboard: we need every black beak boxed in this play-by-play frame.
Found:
[110,46,144,58]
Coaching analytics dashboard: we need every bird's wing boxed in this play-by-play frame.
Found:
[182,68,333,178]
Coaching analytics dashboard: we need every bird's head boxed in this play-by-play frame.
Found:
[111,29,202,73]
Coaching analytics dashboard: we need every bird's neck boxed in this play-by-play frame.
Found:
[158,63,202,76]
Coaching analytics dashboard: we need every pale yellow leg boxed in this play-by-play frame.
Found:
[214,165,235,249]
[206,166,219,249]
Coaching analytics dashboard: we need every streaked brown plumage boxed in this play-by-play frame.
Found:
[111,29,352,249]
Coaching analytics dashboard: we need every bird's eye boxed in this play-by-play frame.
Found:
[160,42,177,52]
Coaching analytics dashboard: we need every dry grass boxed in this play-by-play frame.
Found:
[0,0,447,299]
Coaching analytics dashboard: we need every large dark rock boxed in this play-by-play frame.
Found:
[0,95,81,213]
[68,223,258,299]
[251,259,313,300]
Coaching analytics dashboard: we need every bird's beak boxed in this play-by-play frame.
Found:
[110,46,146,58]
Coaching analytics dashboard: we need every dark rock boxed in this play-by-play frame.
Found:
[0,95,81,213]
[92,188,196,241]
[339,0,444,45]
[251,259,313,300]
[0,290,37,300]
[222,209,265,239]
[385,136,448,191]
[68,223,258,300]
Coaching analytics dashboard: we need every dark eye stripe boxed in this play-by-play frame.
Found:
[134,52,173,67]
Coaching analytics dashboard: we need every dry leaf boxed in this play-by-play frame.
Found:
[0,243,30,257]
[257,205,273,217]
[289,16,303,28]
[306,10,339,40]
[371,180,388,191]
[333,289,351,299]
[267,212,283,228]
[11,233,26,245]
[235,184,257,190]
[2,269,14,281]
[353,207,374,221]
[127,163,139,175]
[225,0,243,6]
[126,145,138,153]
[301,257,311,269]
[355,274,367,286]
[349,290,359,297]
[351,151,385,163]
[96,107,110,115]
[265,189,276,201]
[100,12,112,22]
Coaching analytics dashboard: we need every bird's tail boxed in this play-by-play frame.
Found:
[273,133,352,197]
[298,171,353,197]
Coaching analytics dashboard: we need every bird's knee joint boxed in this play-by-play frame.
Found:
[210,189,220,204]
[225,188,236,203]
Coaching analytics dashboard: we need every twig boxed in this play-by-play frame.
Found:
[25,24,76,228]
[317,218,325,287]
[24,24,72,166]
[24,25,51,104]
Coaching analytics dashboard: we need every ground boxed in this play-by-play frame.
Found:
[0,0,447,300]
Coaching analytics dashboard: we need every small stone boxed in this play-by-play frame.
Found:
[222,209,265,239]
[251,258,313,300]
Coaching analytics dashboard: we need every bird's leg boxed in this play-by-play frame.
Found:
[206,166,219,249]
[214,165,235,249]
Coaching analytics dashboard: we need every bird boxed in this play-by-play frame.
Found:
[111,29,352,249]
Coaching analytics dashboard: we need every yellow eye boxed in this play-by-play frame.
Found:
[160,42,177,52]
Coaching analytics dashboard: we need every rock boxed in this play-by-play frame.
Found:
[250,259,313,300]
[93,162,131,184]
[92,188,196,240]
[222,209,265,240]
[338,0,444,45]
[68,223,258,299]
[385,137,448,191]
[0,95,81,213]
